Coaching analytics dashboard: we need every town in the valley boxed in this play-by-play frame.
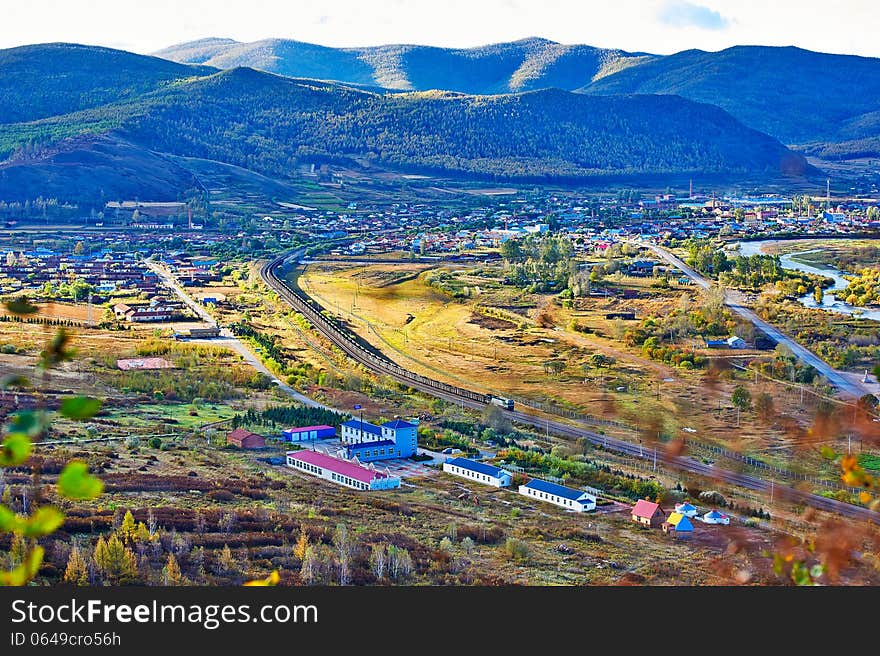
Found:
[4,179,880,586]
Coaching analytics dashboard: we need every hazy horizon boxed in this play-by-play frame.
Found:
[0,0,878,59]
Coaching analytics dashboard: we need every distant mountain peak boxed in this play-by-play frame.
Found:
[154,36,652,95]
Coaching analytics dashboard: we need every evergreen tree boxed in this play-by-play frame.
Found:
[163,553,187,586]
[93,534,138,585]
[63,543,89,586]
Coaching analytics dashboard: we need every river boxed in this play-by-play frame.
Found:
[731,239,880,321]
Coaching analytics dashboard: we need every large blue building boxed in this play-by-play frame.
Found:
[340,418,418,461]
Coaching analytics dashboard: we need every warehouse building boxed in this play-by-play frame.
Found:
[442,457,512,487]
[282,425,336,442]
[518,479,596,512]
[286,450,400,491]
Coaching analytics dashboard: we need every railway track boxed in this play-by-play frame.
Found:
[261,250,880,524]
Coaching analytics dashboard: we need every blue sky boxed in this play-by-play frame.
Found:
[0,0,877,57]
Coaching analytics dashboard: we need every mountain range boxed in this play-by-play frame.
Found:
[158,37,880,149]
[2,37,865,205]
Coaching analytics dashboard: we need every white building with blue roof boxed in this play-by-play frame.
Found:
[340,417,418,461]
[442,457,512,487]
[518,479,596,512]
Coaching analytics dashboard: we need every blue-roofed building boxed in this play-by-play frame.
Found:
[442,457,512,487]
[340,417,418,460]
[346,439,398,462]
[341,419,383,442]
[518,479,596,512]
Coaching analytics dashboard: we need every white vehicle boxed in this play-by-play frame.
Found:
[490,397,514,410]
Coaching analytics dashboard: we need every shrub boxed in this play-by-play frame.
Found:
[148,437,162,449]
[503,537,530,563]
[207,489,236,502]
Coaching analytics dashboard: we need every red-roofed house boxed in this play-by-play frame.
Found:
[631,499,666,528]
[226,428,266,449]
[286,450,401,491]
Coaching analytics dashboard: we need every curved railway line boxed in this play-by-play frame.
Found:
[261,250,880,524]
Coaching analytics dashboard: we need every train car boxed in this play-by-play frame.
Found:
[490,397,515,411]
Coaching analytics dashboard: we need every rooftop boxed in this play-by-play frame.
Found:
[523,478,592,502]
[382,419,417,429]
[341,419,383,436]
[287,450,388,485]
[446,457,509,478]
[632,499,662,518]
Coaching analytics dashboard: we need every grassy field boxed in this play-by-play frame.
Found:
[295,258,876,485]
[4,304,878,585]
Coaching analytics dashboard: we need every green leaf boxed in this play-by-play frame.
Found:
[23,506,64,537]
[37,327,74,371]
[59,396,102,420]
[0,505,20,532]
[4,297,38,316]
[57,460,103,500]
[0,433,32,466]
[819,446,836,460]
[0,546,44,586]
[9,410,41,436]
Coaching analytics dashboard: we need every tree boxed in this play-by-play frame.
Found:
[754,392,775,422]
[118,509,137,544]
[73,241,84,255]
[333,523,352,585]
[163,553,187,585]
[218,544,235,575]
[499,239,523,265]
[732,386,752,426]
[732,386,752,411]
[369,544,387,580]
[93,534,138,585]
[814,286,824,305]
[482,405,512,434]
[63,543,89,586]
[293,526,309,561]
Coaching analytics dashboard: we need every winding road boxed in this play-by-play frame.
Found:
[640,242,867,397]
[261,249,880,524]
[145,257,330,410]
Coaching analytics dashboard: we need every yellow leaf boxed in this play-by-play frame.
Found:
[859,491,872,504]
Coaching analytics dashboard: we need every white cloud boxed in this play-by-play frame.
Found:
[658,2,731,31]
[0,0,876,57]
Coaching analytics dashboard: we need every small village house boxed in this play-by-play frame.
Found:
[674,502,699,518]
[518,479,596,512]
[226,428,266,449]
[662,512,695,536]
[702,510,730,525]
[631,499,666,528]
[442,457,512,487]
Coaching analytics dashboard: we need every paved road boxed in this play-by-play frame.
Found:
[144,259,218,326]
[146,257,331,410]
[206,337,332,410]
[641,242,867,398]
[263,250,880,524]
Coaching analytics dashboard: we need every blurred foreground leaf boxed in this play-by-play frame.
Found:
[58,460,103,500]
[0,433,32,466]
[60,396,102,420]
